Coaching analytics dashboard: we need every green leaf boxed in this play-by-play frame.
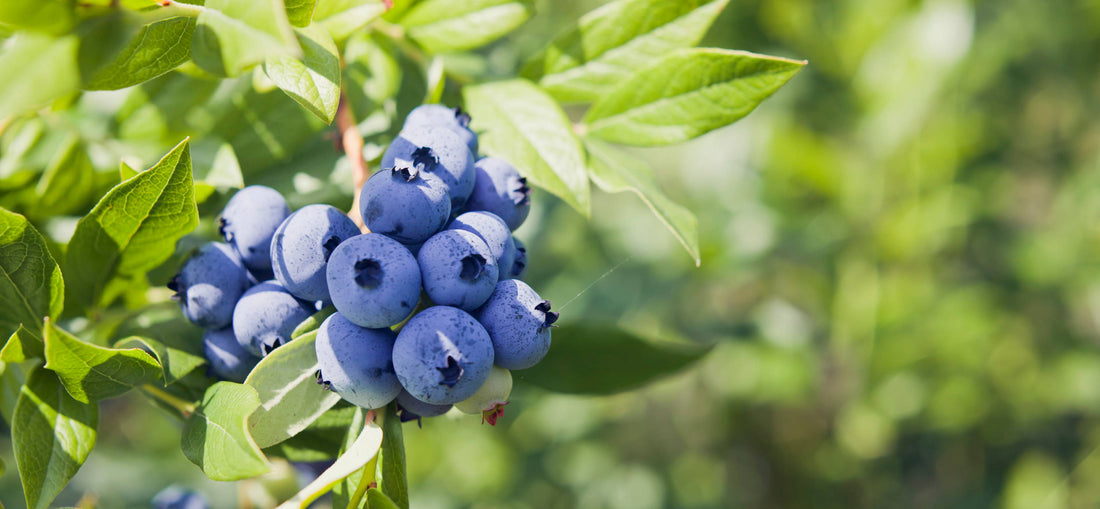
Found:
[0,208,64,338]
[342,32,401,119]
[263,404,358,462]
[331,407,367,508]
[0,32,80,125]
[284,0,317,26]
[263,25,341,124]
[291,305,335,339]
[380,404,409,509]
[1,325,43,363]
[84,17,197,90]
[0,0,76,34]
[43,320,161,403]
[120,161,139,181]
[245,330,342,448]
[115,335,207,386]
[28,134,94,218]
[522,323,711,394]
[399,0,532,54]
[192,0,301,77]
[182,381,271,481]
[522,0,728,103]
[75,10,145,82]
[0,360,26,424]
[13,367,97,509]
[583,139,700,265]
[463,79,590,215]
[275,416,383,509]
[368,488,401,509]
[583,48,806,146]
[313,0,388,42]
[63,139,198,312]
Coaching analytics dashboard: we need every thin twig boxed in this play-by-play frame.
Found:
[337,95,370,232]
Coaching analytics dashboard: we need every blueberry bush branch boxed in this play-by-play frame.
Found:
[0,0,802,506]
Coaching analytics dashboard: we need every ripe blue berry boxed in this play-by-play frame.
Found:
[392,306,493,405]
[395,389,452,424]
[202,327,260,383]
[232,281,315,357]
[170,242,252,329]
[403,104,479,155]
[219,185,290,275]
[360,166,450,244]
[474,279,558,370]
[465,157,531,231]
[418,229,499,311]
[271,204,361,302]
[449,211,516,274]
[382,125,475,209]
[326,233,421,328]
[314,312,401,409]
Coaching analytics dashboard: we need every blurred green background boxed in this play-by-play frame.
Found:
[4,0,1100,507]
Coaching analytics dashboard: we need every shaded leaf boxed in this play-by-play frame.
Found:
[84,17,197,90]
[63,139,198,313]
[28,134,94,218]
[313,0,388,42]
[263,404,358,462]
[0,207,64,338]
[75,9,145,82]
[43,320,161,403]
[275,416,383,509]
[380,403,409,509]
[13,368,97,509]
[264,25,342,124]
[584,139,700,265]
[522,323,710,394]
[245,330,341,448]
[583,48,806,145]
[368,488,401,509]
[522,0,728,103]
[0,360,26,424]
[1,325,43,363]
[182,381,271,481]
[115,335,207,386]
[191,0,301,77]
[399,0,533,54]
[463,79,590,215]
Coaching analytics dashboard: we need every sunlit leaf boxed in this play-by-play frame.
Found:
[0,208,64,338]
[181,381,271,481]
[43,320,161,403]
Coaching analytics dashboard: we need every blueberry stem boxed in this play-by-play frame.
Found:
[140,384,197,418]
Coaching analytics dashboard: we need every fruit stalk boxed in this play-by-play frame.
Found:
[337,95,371,232]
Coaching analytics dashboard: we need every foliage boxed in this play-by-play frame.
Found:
[0,0,804,507]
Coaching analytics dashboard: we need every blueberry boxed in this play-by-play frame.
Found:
[455,366,512,425]
[418,229,499,311]
[271,204,361,302]
[360,166,451,244]
[465,157,531,231]
[170,242,252,329]
[314,312,401,409]
[395,389,452,424]
[392,306,493,405]
[202,327,260,383]
[326,233,421,328]
[473,279,557,370]
[152,486,208,509]
[509,238,527,279]
[382,125,475,210]
[403,104,479,155]
[232,281,315,357]
[219,185,290,274]
[448,211,516,274]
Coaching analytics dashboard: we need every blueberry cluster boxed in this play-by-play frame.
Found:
[173,105,557,425]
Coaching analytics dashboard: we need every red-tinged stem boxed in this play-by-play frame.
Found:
[338,95,371,232]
